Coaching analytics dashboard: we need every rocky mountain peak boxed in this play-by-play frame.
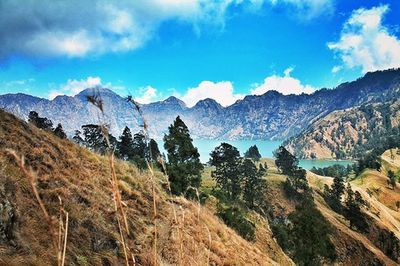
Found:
[193,98,222,110]
[162,96,187,108]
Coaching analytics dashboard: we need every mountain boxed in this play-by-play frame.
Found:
[1,69,400,140]
[1,109,399,265]
[285,99,400,159]
[0,109,291,265]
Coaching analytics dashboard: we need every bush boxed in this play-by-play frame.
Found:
[272,198,336,265]
[217,206,256,241]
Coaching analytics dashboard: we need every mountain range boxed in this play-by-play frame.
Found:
[1,69,400,140]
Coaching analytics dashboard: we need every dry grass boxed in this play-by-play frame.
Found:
[0,106,286,265]
[87,92,134,265]
[5,149,69,266]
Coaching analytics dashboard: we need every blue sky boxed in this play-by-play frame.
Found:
[0,0,399,106]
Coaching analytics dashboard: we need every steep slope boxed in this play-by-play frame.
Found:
[285,99,400,159]
[1,69,400,140]
[201,157,400,265]
[304,149,400,264]
[0,110,289,265]
[261,158,400,265]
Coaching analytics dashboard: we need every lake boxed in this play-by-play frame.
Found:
[158,139,354,170]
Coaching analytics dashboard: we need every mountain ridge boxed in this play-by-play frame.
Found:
[1,68,400,140]
[285,99,400,159]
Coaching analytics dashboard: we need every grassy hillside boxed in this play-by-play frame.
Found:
[0,110,290,265]
[202,157,400,265]
[305,147,400,265]
[285,99,400,159]
[1,108,399,265]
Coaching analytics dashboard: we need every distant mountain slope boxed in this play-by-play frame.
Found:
[262,158,400,265]
[1,69,400,140]
[0,109,290,265]
[285,99,400,159]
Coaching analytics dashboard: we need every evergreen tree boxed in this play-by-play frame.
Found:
[164,116,203,196]
[28,111,53,130]
[81,124,116,154]
[130,131,148,169]
[275,146,298,175]
[344,184,368,232]
[323,175,345,213]
[72,130,84,145]
[388,170,396,189]
[331,176,345,202]
[148,139,161,162]
[53,123,67,139]
[241,158,267,209]
[132,131,147,158]
[244,145,262,161]
[117,126,134,160]
[210,143,242,201]
[275,146,309,195]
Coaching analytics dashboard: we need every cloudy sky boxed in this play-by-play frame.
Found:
[0,0,399,106]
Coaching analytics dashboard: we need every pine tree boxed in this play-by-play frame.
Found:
[323,175,345,213]
[344,184,368,232]
[53,123,67,139]
[241,159,267,209]
[244,145,262,161]
[289,167,309,192]
[132,131,147,158]
[210,143,242,201]
[164,116,203,197]
[388,170,396,189]
[72,130,84,145]
[275,146,298,175]
[275,146,309,195]
[28,111,53,130]
[117,126,134,160]
[148,139,161,162]
[331,175,345,202]
[81,124,116,154]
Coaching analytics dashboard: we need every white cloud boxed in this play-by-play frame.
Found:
[251,67,315,95]
[328,5,400,73]
[135,86,161,104]
[48,76,103,99]
[181,81,244,107]
[0,0,335,59]
[0,0,263,58]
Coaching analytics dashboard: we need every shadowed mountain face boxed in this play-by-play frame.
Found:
[1,69,400,140]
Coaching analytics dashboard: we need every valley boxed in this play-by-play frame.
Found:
[1,2,400,265]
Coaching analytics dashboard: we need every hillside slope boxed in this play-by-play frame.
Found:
[261,158,400,265]
[0,110,291,265]
[1,69,400,140]
[285,99,400,159]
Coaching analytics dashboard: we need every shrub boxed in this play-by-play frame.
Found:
[217,206,255,241]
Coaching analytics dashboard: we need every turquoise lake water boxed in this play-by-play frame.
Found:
[158,139,354,170]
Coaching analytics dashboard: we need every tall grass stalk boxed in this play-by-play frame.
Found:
[87,93,134,265]
[6,149,68,266]
[127,96,159,265]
